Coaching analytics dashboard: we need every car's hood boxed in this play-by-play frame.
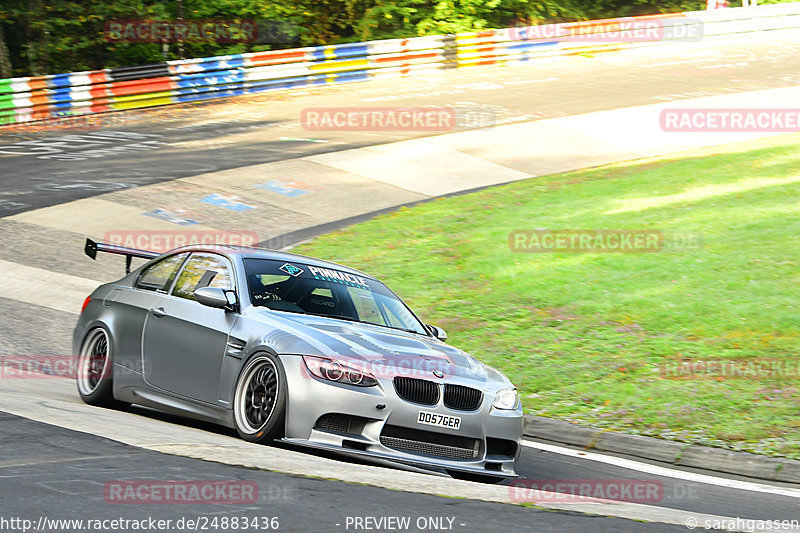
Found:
[249,309,511,386]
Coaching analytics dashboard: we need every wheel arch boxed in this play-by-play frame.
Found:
[230,349,289,442]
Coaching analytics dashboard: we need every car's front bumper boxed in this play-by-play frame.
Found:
[280,355,523,478]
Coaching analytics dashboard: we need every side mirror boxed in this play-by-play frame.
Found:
[194,287,237,311]
[426,324,448,342]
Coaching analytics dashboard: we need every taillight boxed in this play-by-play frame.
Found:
[81,295,91,313]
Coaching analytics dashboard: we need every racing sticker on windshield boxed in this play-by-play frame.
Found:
[279,263,304,277]
[308,265,371,290]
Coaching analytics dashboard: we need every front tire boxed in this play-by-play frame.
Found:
[233,353,286,444]
[76,327,128,409]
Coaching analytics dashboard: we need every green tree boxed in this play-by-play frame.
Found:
[0,18,12,78]
[2,1,172,77]
[354,0,585,41]
[5,0,797,78]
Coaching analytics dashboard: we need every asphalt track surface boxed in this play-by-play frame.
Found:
[1,412,691,533]
[1,36,800,532]
[1,36,800,215]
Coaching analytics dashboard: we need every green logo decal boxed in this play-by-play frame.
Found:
[279,263,304,277]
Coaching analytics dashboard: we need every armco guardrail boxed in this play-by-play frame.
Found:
[2,2,799,127]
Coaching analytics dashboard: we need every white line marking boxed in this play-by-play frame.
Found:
[0,259,97,315]
[522,440,800,499]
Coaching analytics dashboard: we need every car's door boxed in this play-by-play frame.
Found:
[142,251,238,404]
[111,252,189,372]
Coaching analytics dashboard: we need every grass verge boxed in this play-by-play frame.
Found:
[295,134,800,459]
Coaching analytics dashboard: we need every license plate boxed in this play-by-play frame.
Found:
[417,411,461,430]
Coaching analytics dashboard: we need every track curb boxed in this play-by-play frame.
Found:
[523,415,800,484]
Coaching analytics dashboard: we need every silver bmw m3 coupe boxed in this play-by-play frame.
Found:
[74,239,523,482]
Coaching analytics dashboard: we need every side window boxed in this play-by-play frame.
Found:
[135,253,188,292]
[171,253,233,301]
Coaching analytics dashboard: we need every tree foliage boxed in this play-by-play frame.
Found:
[0,0,791,77]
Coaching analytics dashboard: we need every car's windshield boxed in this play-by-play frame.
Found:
[243,258,428,335]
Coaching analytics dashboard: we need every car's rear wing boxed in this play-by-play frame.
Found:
[84,238,160,274]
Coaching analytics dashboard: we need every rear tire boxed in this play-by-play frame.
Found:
[76,327,129,410]
[233,353,287,444]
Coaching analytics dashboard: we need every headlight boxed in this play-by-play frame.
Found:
[492,388,518,410]
[303,356,377,387]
